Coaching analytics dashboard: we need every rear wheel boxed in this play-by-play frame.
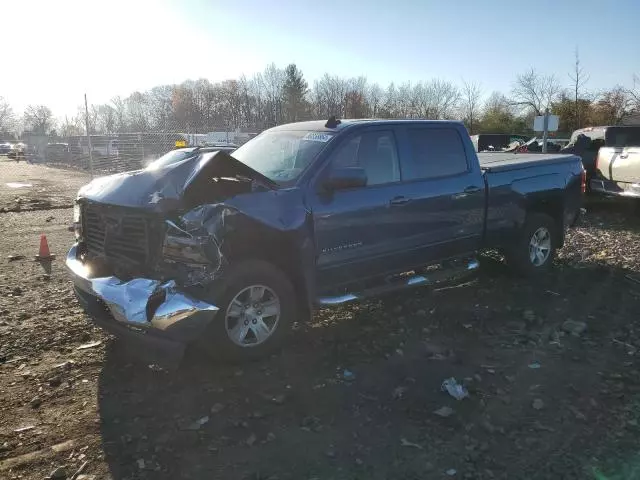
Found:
[201,260,296,361]
[506,213,558,276]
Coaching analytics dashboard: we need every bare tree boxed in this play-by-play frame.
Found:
[628,74,640,112]
[512,69,561,115]
[412,80,460,119]
[59,116,84,137]
[460,80,482,133]
[23,105,55,134]
[568,48,590,129]
[312,74,348,119]
[111,96,127,132]
[594,86,632,125]
[367,83,383,117]
[0,97,16,134]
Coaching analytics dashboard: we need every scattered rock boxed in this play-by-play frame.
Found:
[30,396,42,408]
[446,468,457,476]
[49,376,62,387]
[266,432,276,442]
[45,215,55,222]
[7,255,25,262]
[76,476,97,480]
[0,441,13,453]
[355,458,364,466]
[416,309,427,317]
[522,310,536,322]
[562,320,587,336]
[137,459,145,470]
[392,386,407,399]
[48,466,67,479]
[325,447,336,458]
[186,416,210,430]
[433,406,455,418]
[246,433,257,447]
[532,398,545,410]
[528,362,541,369]
[210,403,225,414]
[271,394,286,405]
[12,286,22,296]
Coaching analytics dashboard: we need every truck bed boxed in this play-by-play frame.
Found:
[478,152,578,172]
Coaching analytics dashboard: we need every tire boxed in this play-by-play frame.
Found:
[200,260,297,361]
[506,213,558,276]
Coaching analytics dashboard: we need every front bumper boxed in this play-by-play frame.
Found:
[66,244,219,363]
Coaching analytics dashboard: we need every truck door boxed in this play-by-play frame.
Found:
[392,125,485,266]
[310,128,407,288]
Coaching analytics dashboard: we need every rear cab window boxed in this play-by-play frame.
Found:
[403,127,469,180]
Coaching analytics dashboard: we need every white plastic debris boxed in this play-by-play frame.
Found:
[441,378,469,400]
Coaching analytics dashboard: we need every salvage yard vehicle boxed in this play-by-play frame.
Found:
[66,118,584,362]
[581,126,640,198]
[563,125,640,192]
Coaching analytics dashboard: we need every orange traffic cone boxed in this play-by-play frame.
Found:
[35,234,55,261]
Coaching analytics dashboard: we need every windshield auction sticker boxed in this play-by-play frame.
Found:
[303,132,333,142]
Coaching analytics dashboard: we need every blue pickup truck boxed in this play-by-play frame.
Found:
[67,118,584,362]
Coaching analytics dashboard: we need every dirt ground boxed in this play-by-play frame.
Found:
[2,162,640,479]
[0,157,91,212]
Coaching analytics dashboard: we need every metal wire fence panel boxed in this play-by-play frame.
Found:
[36,130,254,175]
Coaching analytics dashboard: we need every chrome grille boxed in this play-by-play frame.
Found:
[82,204,152,265]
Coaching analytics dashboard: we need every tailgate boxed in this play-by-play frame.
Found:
[596,147,640,183]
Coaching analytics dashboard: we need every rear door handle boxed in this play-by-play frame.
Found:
[451,186,482,200]
[389,196,411,207]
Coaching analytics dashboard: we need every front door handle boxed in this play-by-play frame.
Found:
[389,196,411,207]
[451,186,482,200]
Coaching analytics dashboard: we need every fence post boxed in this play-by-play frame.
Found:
[84,93,94,178]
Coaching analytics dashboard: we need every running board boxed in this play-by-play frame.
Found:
[317,258,479,306]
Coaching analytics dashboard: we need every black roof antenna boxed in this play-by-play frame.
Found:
[325,116,341,128]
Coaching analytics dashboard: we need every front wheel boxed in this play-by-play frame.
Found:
[506,213,558,276]
[200,260,297,361]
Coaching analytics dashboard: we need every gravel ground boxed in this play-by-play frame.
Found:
[1,163,640,479]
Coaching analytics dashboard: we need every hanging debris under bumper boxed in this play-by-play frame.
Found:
[66,243,219,363]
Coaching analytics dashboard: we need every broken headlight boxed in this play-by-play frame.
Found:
[162,220,211,264]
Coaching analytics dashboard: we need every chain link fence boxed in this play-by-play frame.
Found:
[33,130,256,175]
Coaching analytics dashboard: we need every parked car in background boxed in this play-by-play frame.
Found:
[7,142,27,161]
[470,134,529,152]
[0,141,13,155]
[67,118,584,363]
[144,143,238,169]
[562,126,640,194]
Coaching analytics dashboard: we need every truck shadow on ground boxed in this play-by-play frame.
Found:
[96,243,640,479]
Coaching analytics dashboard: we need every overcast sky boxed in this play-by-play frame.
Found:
[4,0,640,117]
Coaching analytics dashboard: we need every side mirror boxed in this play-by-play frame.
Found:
[323,167,367,191]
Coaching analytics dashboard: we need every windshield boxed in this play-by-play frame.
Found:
[146,148,197,170]
[231,130,334,183]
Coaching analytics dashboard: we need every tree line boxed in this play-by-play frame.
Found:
[1,54,639,140]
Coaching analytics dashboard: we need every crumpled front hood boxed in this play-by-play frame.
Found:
[76,151,276,211]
